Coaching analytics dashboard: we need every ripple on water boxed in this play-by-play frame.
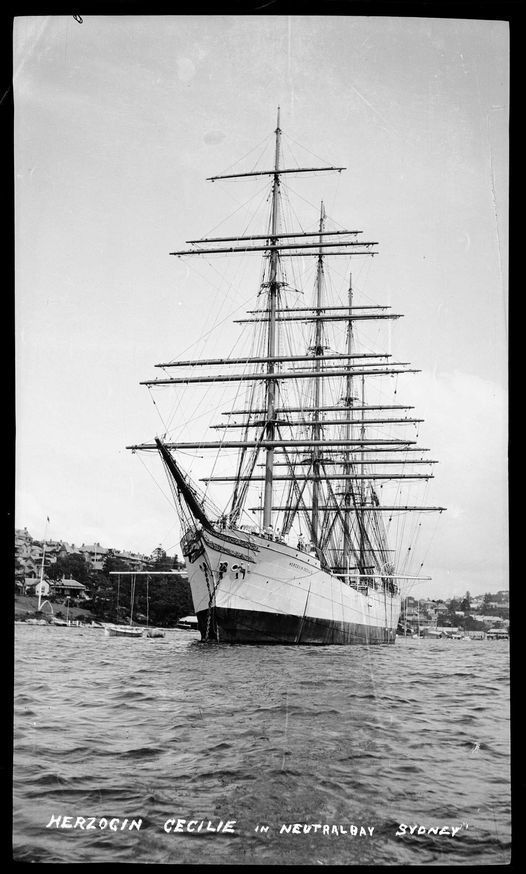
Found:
[13,628,510,865]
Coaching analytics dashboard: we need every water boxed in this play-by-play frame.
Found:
[13,626,510,865]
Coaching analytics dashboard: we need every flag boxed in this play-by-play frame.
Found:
[46,516,50,523]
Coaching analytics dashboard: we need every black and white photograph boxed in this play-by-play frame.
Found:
[13,12,509,865]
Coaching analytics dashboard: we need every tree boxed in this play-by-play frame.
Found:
[48,553,90,584]
[138,574,193,627]
[460,590,471,612]
[463,616,485,631]
[153,552,177,572]
[102,554,132,575]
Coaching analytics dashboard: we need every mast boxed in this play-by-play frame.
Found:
[262,107,281,530]
[341,277,369,574]
[130,574,136,626]
[37,517,49,612]
[359,365,366,571]
[139,112,446,548]
[342,276,354,564]
[311,202,326,546]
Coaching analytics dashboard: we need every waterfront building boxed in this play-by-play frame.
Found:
[49,577,89,600]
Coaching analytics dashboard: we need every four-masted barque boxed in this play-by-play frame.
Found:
[129,110,445,644]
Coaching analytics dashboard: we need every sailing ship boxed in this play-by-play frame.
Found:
[129,110,445,645]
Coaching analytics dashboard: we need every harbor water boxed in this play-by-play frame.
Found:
[13,625,510,865]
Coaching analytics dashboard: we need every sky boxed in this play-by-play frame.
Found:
[14,15,508,598]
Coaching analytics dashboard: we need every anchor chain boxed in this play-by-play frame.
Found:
[202,561,227,641]
[203,564,214,641]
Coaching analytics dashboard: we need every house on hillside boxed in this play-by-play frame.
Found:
[50,577,89,600]
[21,578,51,596]
[16,576,36,594]
[470,594,484,606]
[34,579,51,597]
[18,558,40,578]
[474,614,508,628]
[112,549,153,571]
[79,542,110,571]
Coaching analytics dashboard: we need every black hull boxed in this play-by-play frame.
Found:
[197,607,396,645]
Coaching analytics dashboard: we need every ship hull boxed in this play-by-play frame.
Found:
[183,527,400,645]
[196,607,396,644]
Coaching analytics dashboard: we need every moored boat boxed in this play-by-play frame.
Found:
[175,615,199,630]
[103,624,144,638]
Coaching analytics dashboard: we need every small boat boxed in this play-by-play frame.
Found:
[104,573,146,637]
[145,628,166,638]
[104,624,144,638]
[175,615,199,630]
[421,628,447,639]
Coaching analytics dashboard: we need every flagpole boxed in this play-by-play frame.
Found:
[38,517,49,611]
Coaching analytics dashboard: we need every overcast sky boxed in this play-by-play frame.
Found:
[14,15,508,598]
